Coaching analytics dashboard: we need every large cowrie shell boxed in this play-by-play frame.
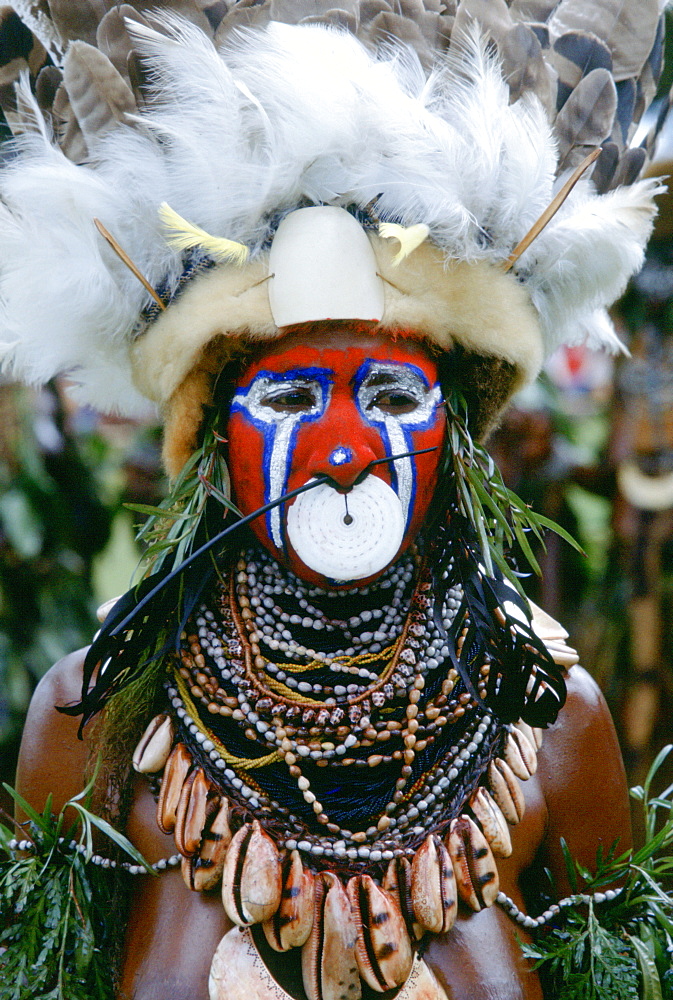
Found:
[382,857,423,940]
[447,816,499,911]
[515,720,543,749]
[487,758,526,825]
[504,727,537,780]
[133,714,174,774]
[302,872,360,1000]
[175,766,212,858]
[189,796,233,892]
[347,875,413,992]
[544,638,579,667]
[221,820,282,925]
[96,596,120,623]
[156,742,192,834]
[468,787,512,858]
[410,834,457,935]
[263,850,315,951]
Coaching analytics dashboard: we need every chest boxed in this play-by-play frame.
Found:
[119,775,548,1000]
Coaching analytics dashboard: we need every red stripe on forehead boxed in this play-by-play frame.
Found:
[240,327,440,382]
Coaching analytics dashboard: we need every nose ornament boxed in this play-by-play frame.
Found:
[329,447,353,466]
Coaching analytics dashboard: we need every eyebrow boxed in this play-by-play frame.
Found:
[361,371,423,387]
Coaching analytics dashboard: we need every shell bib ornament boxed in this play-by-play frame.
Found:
[131,549,578,1000]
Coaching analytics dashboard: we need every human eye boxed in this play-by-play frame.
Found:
[261,384,319,413]
[368,389,420,415]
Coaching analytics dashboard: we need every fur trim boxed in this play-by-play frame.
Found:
[149,240,542,478]
[133,238,542,411]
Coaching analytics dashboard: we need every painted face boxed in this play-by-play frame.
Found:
[226,329,446,586]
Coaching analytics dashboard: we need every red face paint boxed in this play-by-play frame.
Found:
[226,329,446,586]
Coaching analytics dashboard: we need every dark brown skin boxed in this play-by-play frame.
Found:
[15,649,630,1000]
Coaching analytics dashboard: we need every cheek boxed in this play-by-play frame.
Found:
[226,412,267,513]
[404,406,446,530]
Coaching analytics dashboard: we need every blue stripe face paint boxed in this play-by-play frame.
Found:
[353,360,442,531]
[226,332,446,587]
[230,367,332,548]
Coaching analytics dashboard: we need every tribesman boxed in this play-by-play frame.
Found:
[2,2,669,998]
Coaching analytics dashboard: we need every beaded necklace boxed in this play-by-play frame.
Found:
[133,544,563,999]
[161,545,507,875]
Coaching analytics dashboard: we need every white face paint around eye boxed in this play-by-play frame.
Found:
[230,371,331,548]
[355,362,442,528]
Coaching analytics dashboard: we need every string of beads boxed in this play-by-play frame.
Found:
[5,836,625,932]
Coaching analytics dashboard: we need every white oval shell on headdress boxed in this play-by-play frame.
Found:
[286,476,404,582]
[268,206,384,327]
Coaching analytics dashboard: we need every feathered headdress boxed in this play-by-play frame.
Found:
[0,0,667,476]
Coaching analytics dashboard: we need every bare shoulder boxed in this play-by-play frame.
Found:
[15,648,92,818]
[535,665,631,895]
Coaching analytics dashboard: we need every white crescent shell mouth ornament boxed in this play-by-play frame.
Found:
[286,475,406,582]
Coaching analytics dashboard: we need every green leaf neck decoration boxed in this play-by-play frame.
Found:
[518,745,673,1000]
[130,409,238,579]
[443,392,584,601]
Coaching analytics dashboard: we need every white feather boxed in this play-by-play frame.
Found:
[525,178,661,353]
[0,17,658,413]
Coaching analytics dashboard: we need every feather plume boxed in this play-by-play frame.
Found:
[158,202,249,264]
[34,66,62,115]
[8,0,65,65]
[62,41,136,148]
[51,79,89,162]
[554,67,617,172]
[548,0,661,82]
[48,0,106,48]
[452,0,514,50]
[500,23,555,115]
[549,30,612,109]
[525,177,663,354]
[378,221,430,263]
[95,6,137,83]
[0,4,665,417]
[509,0,557,20]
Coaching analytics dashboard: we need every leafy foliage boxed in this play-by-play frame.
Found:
[0,783,149,1000]
[444,392,583,598]
[522,746,673,999]
[127,409,236,578]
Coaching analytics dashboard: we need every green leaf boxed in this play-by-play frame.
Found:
[560,837,580,894]
[644,746,673,802]
[123,502,185,518]
[67,802,155,873]
[532,512,586,556]
[513,520,542,577]
[627,932,663,1000]
[3,783,49,834]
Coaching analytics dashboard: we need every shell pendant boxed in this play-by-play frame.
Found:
[209,928,446,1000]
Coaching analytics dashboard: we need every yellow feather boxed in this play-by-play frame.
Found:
[158,202,249,266]
[378,222,430,266]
